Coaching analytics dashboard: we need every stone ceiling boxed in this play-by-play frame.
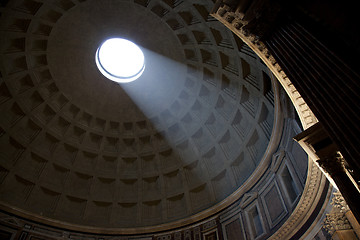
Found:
[0,0,276,229]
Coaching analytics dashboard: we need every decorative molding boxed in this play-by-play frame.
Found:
[239,192,258,209]
[211,4,318,130]
[211,3,330,240]
[270,149,285,173]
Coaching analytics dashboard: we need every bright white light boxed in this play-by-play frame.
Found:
[96,38,145,83]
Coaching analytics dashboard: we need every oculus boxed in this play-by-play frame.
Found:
[96,38,145,83]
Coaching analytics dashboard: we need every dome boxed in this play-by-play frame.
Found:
[0,0,275,228]
[0,0,333,238]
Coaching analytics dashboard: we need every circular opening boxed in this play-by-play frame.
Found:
[96,38,145,83]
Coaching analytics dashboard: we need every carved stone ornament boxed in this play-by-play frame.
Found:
[323,213,351,235]
[331,191,350,213]
[323,190,351,235]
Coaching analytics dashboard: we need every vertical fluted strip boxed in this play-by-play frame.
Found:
[266,21,360,174]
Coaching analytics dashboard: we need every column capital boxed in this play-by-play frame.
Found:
[317,152,346,176]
